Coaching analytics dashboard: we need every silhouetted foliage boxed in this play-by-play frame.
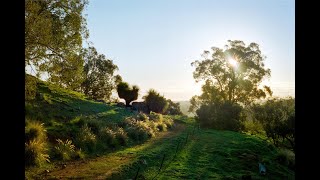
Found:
[164,99,182,115]
[117,82,139,107]
[251,97,295,152]
[196,102,244,131]
[81,46,120,100]
[143,89,168,114]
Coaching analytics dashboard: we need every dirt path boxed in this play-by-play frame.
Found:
[41,123,186,179]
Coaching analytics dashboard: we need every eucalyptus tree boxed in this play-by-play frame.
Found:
[190,40,272,130]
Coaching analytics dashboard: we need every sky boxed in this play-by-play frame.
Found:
[84,0,295,101]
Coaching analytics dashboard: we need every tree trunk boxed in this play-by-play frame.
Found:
[125,100,130,107]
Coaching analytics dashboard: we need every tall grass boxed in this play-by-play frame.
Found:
[25,120,50,167]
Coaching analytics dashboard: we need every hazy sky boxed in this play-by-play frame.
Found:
[84,0,295,101]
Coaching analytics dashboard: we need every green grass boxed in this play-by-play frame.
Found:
[25,77,294,179]
[110,121,294,179]
[25,80,133,125]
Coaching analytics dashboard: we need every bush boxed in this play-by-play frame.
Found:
[52,139,76,161]
[25,120,50,167]
[276,148,295,170]
[251,97,295,151]
[196,102,243,131]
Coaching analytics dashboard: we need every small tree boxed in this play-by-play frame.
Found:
[117,82,139,107]
[164,99,182,115]
[81,46,120,100]
[251,97,295,152]
[143,89,168,114]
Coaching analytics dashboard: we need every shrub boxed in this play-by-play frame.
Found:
[276,148,295,170]
[196,102,243,131]
[251,97,295,151]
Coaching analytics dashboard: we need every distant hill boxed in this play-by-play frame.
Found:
[175,100,194,117]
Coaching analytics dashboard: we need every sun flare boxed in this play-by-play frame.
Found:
[228,58,238,67]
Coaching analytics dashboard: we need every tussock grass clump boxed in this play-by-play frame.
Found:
[75,124,97,153]
[162,116,174,129]
[25,140,50,167]
[149,112,163,122]
[123,117,156,141]
[52,139,77,161]
[114,127,128,146]
[99,127,117,147]
[157,123,167,132]
[25,120,50,167]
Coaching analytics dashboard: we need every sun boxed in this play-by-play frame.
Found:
[228,58,238,67]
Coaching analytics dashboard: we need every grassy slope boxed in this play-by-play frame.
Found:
[25,78,294,179]
[114,117,294,180]
[25,77,134,142]
[26,78,133,123]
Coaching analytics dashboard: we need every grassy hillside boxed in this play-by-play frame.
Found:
[25,75,176,179]
[25,76,294,179]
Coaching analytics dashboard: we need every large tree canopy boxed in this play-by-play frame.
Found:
[25,0,89,89]
[189,40,272,131]
[191,40,272,106]
[81,46,120,100]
